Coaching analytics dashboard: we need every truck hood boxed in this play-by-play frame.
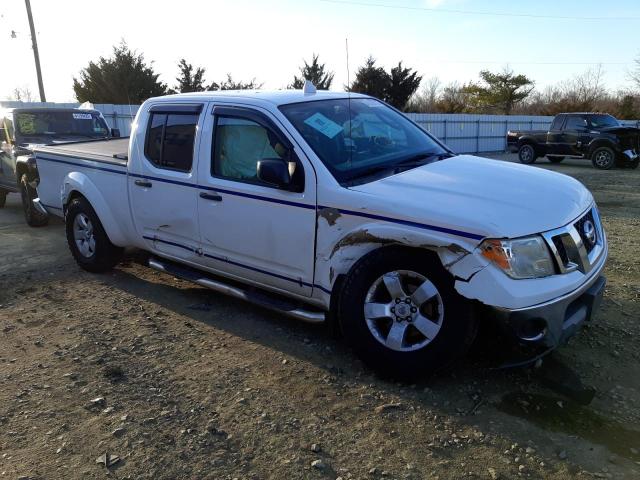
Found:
[599,126,640,136]
[348,155,594,240]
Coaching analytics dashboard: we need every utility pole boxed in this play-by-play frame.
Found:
[24,0,46,102]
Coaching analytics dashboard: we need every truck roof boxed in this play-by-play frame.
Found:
[151,90,369,107]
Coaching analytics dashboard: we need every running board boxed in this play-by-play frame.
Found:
[147,257,326,324]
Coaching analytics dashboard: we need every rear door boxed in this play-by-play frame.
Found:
[561,115,590,156]
[195,104,317,297]
[546,114,565,153]
[129,103,204,262]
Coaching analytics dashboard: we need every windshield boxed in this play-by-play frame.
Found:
[279,98,449,183]
[14,111,110,139]
[589,114,620,129]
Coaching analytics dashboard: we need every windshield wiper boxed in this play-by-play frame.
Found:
[394,152,454,169]
[343,152,455,185]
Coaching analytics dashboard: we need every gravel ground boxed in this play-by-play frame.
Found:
[0,153,639,479]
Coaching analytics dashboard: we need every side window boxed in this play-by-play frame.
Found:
[212,116,286,183]
[550,116,564,131]
[144,112,198,172]
[565,116,587,130]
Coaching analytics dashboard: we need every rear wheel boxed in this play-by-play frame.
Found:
[338,247,477,378]
[0,189,7,208]
[591,146,616,170]
[20,174,48,227]
[518,144,537,164]
[65,197,122,273]
[547,156,564,163]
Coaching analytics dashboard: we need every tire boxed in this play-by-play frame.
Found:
[337,247,478,378]
[0,189,7,208]
[20,174,48,227]
[591,146,616,170]
[518,144,537,164]
[547,156,564,163]
[627,158,639,170]
[65,196,123,273]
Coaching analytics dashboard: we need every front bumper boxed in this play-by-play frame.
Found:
[491,271,606,349]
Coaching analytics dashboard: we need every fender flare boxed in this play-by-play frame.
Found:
[61,171,128,246]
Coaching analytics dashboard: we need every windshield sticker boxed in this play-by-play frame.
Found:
[73,113,93,120]
[304,113,343,138]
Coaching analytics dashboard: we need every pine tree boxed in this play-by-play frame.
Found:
[290,54,334,90]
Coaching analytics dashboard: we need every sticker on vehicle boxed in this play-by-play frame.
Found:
[304,113,343,138]
[73,113,93,120]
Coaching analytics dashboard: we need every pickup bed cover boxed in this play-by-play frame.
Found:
[35,138,129,166]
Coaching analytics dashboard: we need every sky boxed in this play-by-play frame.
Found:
[1,0,639,103]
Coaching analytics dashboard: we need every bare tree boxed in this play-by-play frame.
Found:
[406,76,441,112]
[8,86,34,102]
[436,82,469,113]
[629,53,640,90]
[561,65,606,111]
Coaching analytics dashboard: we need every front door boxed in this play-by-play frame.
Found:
[129,103,204,262]
[196,105,317,297]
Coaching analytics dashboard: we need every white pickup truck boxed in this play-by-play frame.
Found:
[33,89,607,376]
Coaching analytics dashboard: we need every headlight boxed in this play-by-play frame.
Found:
[480,236,555,279]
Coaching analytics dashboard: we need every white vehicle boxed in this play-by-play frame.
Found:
[33,89,607,376]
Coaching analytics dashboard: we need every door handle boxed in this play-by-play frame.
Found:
[134,179,152,188]
[200,192,222,202]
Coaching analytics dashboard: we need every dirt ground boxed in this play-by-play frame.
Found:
[0,154,639,480]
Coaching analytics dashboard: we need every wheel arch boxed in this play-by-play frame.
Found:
[588,139,618,157]
[318,221,488,310]
[61,172,127,246]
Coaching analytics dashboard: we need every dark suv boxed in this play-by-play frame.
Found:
[0,107,119,225]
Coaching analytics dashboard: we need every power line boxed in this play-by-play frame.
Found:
[422,60,630,66]
[319,0,640,21]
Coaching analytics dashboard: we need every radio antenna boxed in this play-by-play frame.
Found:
[345,37,353,167]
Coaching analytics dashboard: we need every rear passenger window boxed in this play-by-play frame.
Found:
[565,116,587,130]
[550,116,564,131]
[144,112,198,172]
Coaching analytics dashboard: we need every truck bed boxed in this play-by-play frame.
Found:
[35,138,129,166]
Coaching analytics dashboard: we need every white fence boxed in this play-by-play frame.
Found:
[407,113,640,154]
[2,101,638,154]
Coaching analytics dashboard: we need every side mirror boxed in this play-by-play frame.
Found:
[111,128,121,138]
[257,158,291,188]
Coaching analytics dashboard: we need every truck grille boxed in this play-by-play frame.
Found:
[574,209,597,254]
[542,207,605,275]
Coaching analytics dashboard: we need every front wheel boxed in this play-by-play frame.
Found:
[20,174,48,227]
[65,197,123,273]
[591,146,616,170]
[0,189,7,208]
[518,144,537,164]
[338,247,478,378]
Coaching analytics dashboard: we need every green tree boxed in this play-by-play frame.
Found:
[290,53,334,90]
[462,68,534,114]
[211,74,263,90]
[386,62,422,110]
[73,42,167,103]
[348,56,390,100]
[171,59,208,93]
